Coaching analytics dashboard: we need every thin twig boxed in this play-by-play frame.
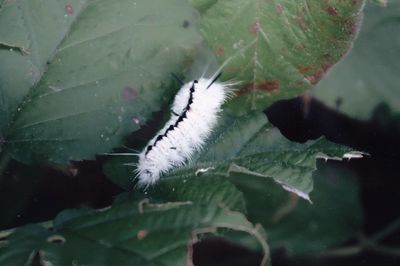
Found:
[320,216,400,258]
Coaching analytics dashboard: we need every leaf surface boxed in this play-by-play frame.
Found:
[0,0,201,163]
[313,1,400,120]
[0,201,268,266]
[195,0,365,112]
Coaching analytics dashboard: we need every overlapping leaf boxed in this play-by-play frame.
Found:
[0,201,268,266]
[106,112,353,199]
[313,0,400,120]
[0,0,201,163]
[235,162,362,257]
[104,111,361,257]
[195,0,365,113]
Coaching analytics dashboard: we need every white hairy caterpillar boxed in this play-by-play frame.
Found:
[135,72,231,187]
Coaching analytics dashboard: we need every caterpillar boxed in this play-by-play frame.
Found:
[136,72,231,188]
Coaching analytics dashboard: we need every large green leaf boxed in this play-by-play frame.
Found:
[232,161,362,257]
[0,0,88,136]
[312,0,400,120]
[0,0,201,163]
[104,111,361,257]
[0,201,269,266]
[105,111,354,201]
[194,0,365,113]
[103,158,247,212]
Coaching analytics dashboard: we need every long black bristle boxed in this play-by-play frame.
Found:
[206,72,222,89]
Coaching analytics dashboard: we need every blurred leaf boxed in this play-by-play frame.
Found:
[312,0,400,120]
[194,0,365,113]
[0,0,201,163]
[370,0,388,6]
[234,161,362,257]
[0,201,269,266]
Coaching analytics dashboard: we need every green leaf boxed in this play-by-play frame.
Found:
[103,158,247,212]
[195,0,365,113]
[105,111,354,201]
[104,111,360,257]
[233,161,362,257]
[0,0,201,163]
[151,175,247,212]
[312,0,400,120]
[0,0,88,136]
[0,201,269,266]
[371,0,387,7]
[0,225,50,266]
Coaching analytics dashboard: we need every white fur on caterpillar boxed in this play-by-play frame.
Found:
[136,73,230,187]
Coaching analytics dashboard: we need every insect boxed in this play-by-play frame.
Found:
[135,72,232,188]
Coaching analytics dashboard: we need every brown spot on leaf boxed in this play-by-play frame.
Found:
[326,6,339,16]
[276,4,284,15]
[216,46,224,56]
[248,21,260,35]
[298,53,333,85]
[305,71,324,85]
[235,80,280,96]
[257,80,280,92]
[321,53,333,72]
[137,230,148,240]
[295,16,308,31]
[342,18,358,35]
[65,4,73,15]
[297,66,315,74]
[235,83,252,96]
[122,86,138,102]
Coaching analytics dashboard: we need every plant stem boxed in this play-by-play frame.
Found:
[371,216,400,242]
[320,216,400,258]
